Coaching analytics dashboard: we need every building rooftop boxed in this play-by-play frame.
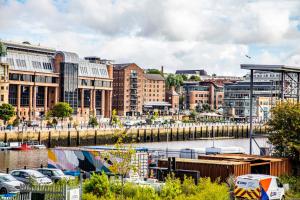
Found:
[241,64,300,73]
[144,73,165,81]
[1,40,55,55]
[175,69,208,76]
[114,63,135,70]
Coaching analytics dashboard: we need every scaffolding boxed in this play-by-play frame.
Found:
[241,64,300,154]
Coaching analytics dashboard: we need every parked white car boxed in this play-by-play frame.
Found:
[234,174,285,200]
[10,170,52,185]
[0,173,24,194]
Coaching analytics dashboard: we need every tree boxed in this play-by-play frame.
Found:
[268,101,300,161]
[104,136,137,197]
[0,103,15,125]
[50,102,73,122]
[181,74,188,81]
[111,109,121,126]
[88,116,99,127]
[146,69,161,74]
[166,74,184,89]
[189,75,201,81]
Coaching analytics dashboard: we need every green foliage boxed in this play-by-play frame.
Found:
[181,74,188,81]
[50,102,73,120]
[83,173,112,198]
[280,175,300,195]
[166,74,184,89]
[161,175,182,200]
[82,193,101,200]
[268,101,300,160]
[123,183,159,200]
[104,136,137,197]
[0,103,15,124]
[146,69,162,74]
[12,117,20,127]
[189,110,197,121]
[89,116,99,127]
[111,109,121,126]
[81,174,230,200]
[189,75,201,81]
[195,178,229,200]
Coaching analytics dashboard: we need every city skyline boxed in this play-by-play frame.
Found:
[1,0,300,76]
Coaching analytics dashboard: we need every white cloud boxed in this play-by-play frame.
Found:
[0,0,300,76]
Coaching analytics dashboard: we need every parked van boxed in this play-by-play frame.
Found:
[234,174,285,200]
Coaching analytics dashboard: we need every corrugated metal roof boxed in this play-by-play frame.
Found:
[241,64,300,73]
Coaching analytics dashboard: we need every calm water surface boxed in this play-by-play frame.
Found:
[0,149,47,172]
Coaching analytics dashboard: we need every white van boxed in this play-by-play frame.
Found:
[234,174,285,200]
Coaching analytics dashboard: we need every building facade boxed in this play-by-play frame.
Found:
[182,81,224,111]
[223,81,278,121]
[112,63,144,116]
[0,40,113,121]
[143,73,170,114]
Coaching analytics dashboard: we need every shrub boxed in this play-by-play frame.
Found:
[83,173,112,198]
[89,116,99,127]
[196,178,230,200]
[160,175,182,200]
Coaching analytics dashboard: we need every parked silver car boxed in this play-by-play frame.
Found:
[10,170,52,185]
[0,173,24,194]
[37,168,75,183]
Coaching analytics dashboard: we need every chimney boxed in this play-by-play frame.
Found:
[161,66,164,75]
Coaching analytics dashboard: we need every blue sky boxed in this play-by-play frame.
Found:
[1,0,300,75]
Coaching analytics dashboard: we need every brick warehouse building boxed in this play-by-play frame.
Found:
[112,63,144,116]
[0,40,113,121]
[112,63,170,116]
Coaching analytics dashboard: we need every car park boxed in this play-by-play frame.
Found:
[10,170,52,185]
[0,173,24,194]
[37,168,75,183]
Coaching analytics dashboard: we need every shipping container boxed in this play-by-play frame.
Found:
[198,154,291,177]
[158,158,251,181]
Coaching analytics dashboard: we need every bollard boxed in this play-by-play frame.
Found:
[24,166,26,169]
[40,164,43,168]
[6,168,9,174]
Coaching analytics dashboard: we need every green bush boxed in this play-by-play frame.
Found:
[83,173,112,198]
[160,175,182,200]
[280,175,300,198]
[82,173,230,200]
[89,116,99,127]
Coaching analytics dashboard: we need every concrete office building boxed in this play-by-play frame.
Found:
[0,40,113,121]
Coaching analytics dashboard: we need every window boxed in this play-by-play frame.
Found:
[16,59,26,68]
[1,95,4,101]
[32,61,42,69]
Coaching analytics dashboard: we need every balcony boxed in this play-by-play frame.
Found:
[130,73,137,78]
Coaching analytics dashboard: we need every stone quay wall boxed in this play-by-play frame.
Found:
[0,125,268,148]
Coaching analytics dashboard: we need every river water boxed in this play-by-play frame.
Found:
[0,138,268,171]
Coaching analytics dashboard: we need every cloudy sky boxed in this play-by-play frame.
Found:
[1,0,300,75]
